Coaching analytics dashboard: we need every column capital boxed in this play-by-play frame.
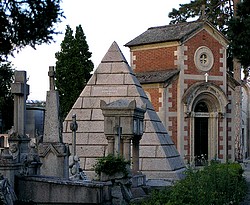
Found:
[121,135,133,141]
[106,135,115,141]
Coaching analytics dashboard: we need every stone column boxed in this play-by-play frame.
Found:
[132,137,141,173]
[10,71,30,164]
[11,71,29,136]
[70,114,78,156]
[43,66,60,143]
[106,136,115,155]
[114,125,122,156]
[122,136,131,161]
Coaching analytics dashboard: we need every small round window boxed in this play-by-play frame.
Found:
[194,46,214,71]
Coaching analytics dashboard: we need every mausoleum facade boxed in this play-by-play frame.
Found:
[125,19,250,164]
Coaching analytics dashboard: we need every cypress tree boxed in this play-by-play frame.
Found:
[55,25,94,120]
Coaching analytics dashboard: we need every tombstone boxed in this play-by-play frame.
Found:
[0,71,40,187]
[38,66,69,178]
[7,71,33,180]
[9,71,30,163]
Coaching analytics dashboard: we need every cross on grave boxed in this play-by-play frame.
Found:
[11,71,29,136]
[48,66,55,91]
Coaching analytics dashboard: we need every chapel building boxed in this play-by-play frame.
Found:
[125,19,249,165]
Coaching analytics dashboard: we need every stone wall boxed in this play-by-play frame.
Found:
[16,176,112,204]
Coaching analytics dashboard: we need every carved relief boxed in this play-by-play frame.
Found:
[182,82,228,115]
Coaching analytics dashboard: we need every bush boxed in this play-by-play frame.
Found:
[137,162,247,205]
[93,154,130,177]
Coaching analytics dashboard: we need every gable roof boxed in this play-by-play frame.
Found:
[125,20,227,47]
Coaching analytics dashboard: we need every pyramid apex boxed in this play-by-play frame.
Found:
[101,41,128,63]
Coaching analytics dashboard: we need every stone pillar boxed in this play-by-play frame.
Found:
[122,136,131,161]
[233,58,242,161]
[107,136,115,155]
[38,66,69,178]
[132,137,141,173]
[114,125,122,156]
[10,71,31,165]
[11,71,29,136]
[1,70,40,187]
[43,66,60,143]
[70,114,78,157]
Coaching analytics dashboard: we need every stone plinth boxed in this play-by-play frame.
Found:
[38,143,69,178]
[0,149,22,187]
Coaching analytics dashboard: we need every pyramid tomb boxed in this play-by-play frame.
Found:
[62,42,185,180]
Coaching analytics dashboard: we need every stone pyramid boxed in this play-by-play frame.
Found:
[63,41,185,180]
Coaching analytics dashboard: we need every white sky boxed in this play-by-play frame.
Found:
[11,0,189,101]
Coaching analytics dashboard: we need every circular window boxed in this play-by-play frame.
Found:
[194,46,214,71]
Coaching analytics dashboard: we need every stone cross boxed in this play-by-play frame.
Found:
[48,66,55,91]
[70,114,78,156]
[11,71,29,136]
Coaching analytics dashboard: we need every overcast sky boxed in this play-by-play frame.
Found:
[12,0,189,101]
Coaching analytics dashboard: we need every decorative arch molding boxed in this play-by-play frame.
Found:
[182,82,228,116]
[182,82,228,164]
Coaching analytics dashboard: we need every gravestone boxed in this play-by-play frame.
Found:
[0,71,38,187]
[38,66,69,178]
[9,71,30,163]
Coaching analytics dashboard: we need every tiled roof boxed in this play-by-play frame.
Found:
[136,70,180,84]
[125,20,205,47]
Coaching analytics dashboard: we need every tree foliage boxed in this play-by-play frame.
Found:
[227,0,250,71]
[0,0,63,132]
[0,0,63,58]
[0,61,14,132]
[168,0,234,33]
[139,162,246,205]
[168,0,250,75]
[55,25,94,120]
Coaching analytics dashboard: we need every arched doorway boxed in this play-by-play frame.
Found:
[182,82,229,164]
[194,102,209,166]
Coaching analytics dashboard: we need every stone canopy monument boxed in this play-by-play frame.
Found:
[100,99,146,174]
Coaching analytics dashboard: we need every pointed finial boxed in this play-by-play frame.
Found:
[200,4,206,21]
[48,66,55,91]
